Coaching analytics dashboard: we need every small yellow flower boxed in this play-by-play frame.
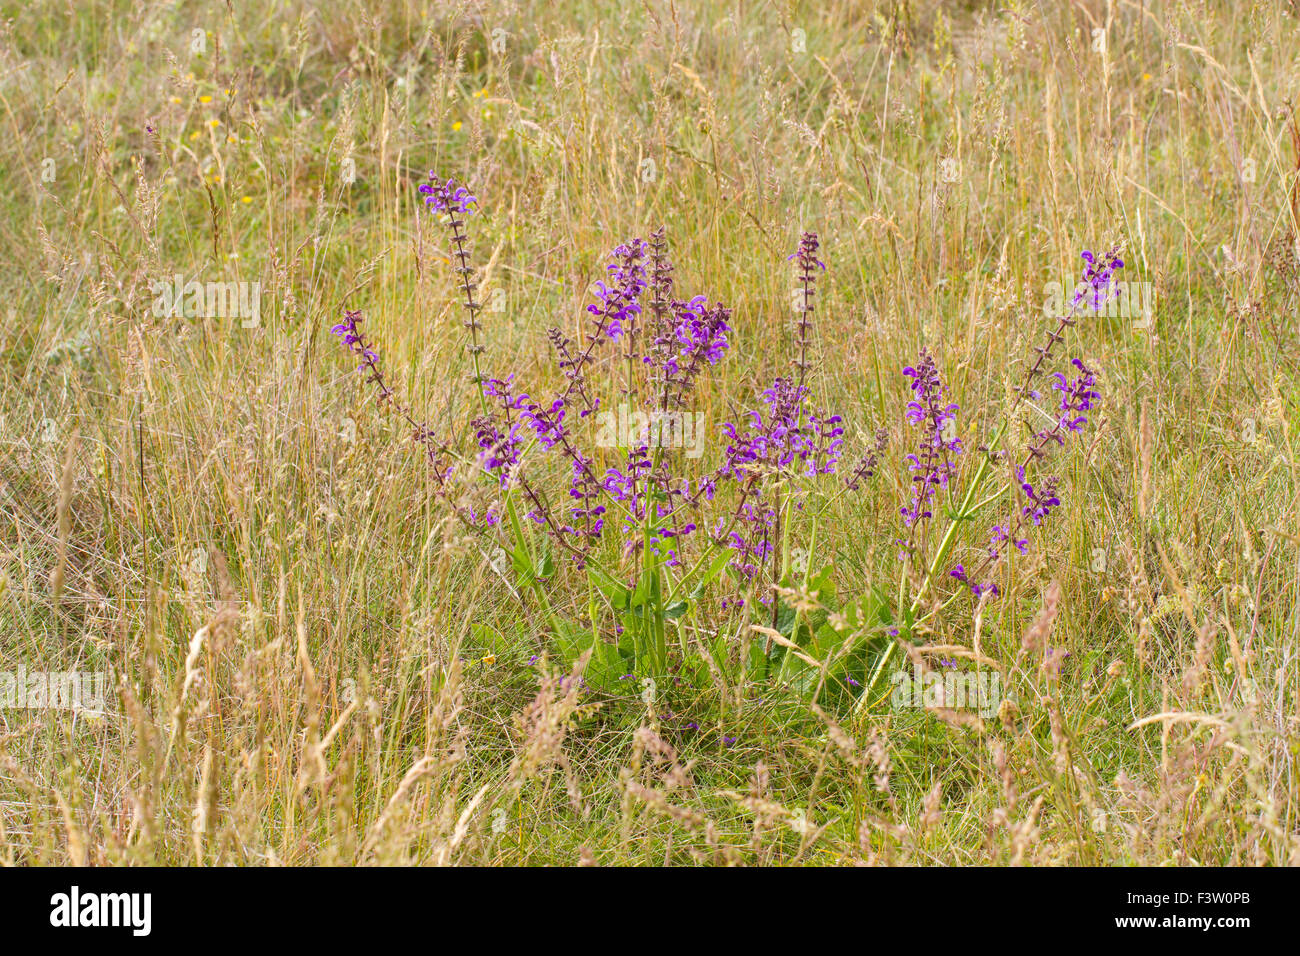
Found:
[452,121,462,131]
[209,118,220,128]
[481,654,496,666]
[240,195,252,204]
[227,135,238,143]
[199,94,212,104]
[473,88,486,98]
[189,131,200,141]
[169,96,182,104]
[1142,72,1152,81]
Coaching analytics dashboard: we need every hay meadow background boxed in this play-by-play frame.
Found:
[0,0,1298,864]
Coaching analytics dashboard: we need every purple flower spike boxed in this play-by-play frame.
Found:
[418,174,477,215]
[587,240,648,341]
[1017,466,1061,526]
[899,349,961,536]
[1051,358,1100,434]
[1073,246,1125,312]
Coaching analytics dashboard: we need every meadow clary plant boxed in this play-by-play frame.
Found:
[332,170,1123,710]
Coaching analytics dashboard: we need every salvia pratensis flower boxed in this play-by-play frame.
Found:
[476,375,530,487]
[950,248,1113,599]
[329,309,456,500]
[654,298,731,409]
[1026,357,1100,461]
[330,309,380,371]
[555,239,649,412]
[710,233,849,588]
[474,415,523,487]
[949,565,998,599]
[718,378,843,481]
[1017,467,1061,525]
[846,428,889,491]
[588,238,649,343]
[418,176,477,215]
[420,173,486,388]
[899,349,961,545]
[788,231,826,389]
[1013,244,1122,409]
[1074,246,1126,312]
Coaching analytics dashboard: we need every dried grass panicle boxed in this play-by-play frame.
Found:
[1020,578,1062,661]
[509,653,588,788]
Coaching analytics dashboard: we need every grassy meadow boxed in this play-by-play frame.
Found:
[1,0,1299,865]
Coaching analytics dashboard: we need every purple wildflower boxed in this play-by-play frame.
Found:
[789,231,825,384]
[900,349,961,536]
[1073,247,1126,312]
[1052,358,1100,433]
[846,427,888,490]
[587,239,648,341]
[645,296,732,410]
[330,310,380,369]
[1013,245,1122,409]
[1017,467,1061,526]
[720,378,843,480]
[419,173,486,385]
[418,175,477,215]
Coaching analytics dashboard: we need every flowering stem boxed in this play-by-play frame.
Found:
[908,423,1005,615]
[774,516,817,684]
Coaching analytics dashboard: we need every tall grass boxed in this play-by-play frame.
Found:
[0,0,1297,865]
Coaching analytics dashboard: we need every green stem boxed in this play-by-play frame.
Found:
[908,423,1005,614]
